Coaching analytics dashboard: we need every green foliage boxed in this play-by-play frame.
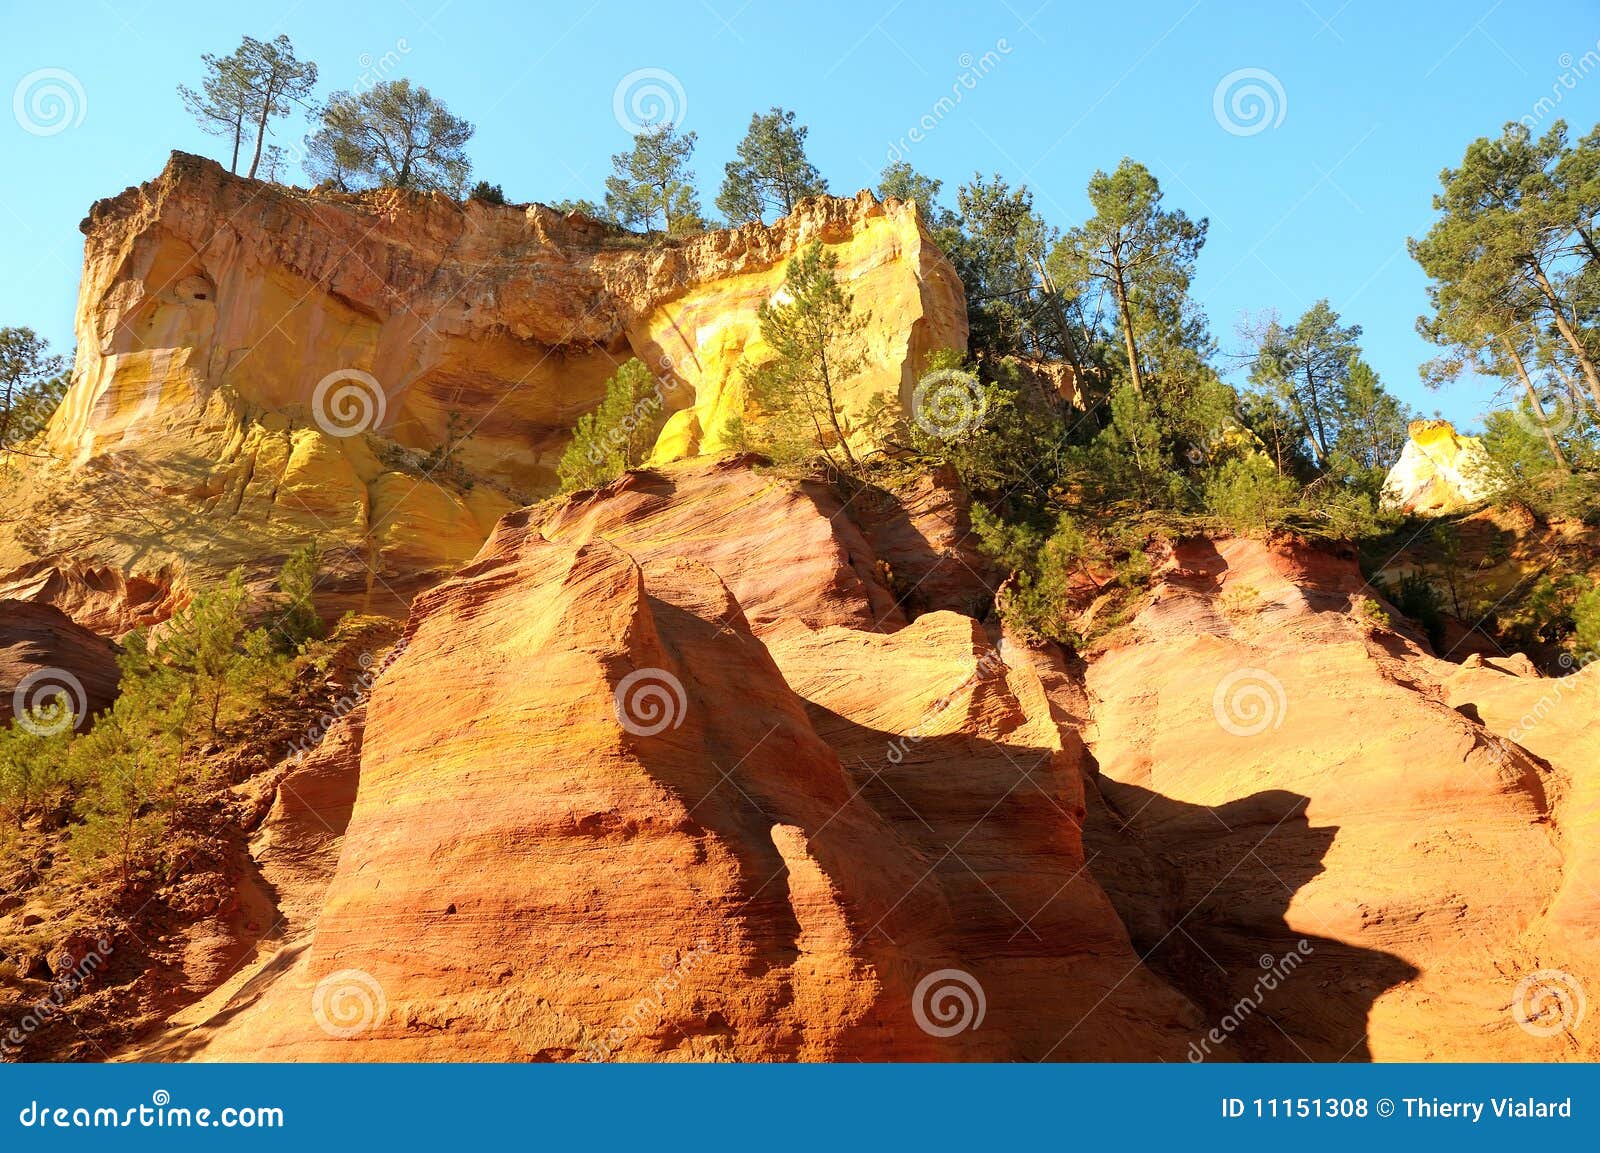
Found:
[898,354,1067,509]
[273,542,325,649]
[67,683,184,887]
[1356,596,1393,629]
[469,180,507,205]
[716,107,827,223]
[305,79,473,192]
[0,326,68,453]
[179,34,317,179]
[1398,573,1450,650]
[1050,158,1208,406]
[945,174,1062,365]
[1480,406,1600,517]
[558,359,665,491]
[973,507,1097,642]
[0,718,72,829]
[421,409,476,481]
[742,242,869,472]
[603,124,703,236]
[550,197,610,222]
[877,162,952,225]
[1204,455,1297,536]
[1412,120,1600,490]
[1574,583,1600,658]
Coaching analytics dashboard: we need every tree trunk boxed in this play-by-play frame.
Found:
[816,346,859,472]
[246,76,277,180]
[229,109,243,174]
[1501,335,1568,470]
[1109,260,1144,399]
[1300,365,1331,467]
[1529,261,1600,409]
[1029,252,1089,387]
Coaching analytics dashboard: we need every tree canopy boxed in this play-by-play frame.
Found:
[179,35,317,179]
[717,107,828,224]
[603,124,703,235]
[305,79,473,192]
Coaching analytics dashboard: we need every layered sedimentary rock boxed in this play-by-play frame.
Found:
[143,456,1196,1061]
[130,459,1600,1063]
[1,152,966,628]
[1382,418,1503,514]
[0,600,120,729]
[1082,536,1598,1060]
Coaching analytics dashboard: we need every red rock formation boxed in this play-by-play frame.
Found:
[1082,535,1598,1060]
[0,600,119,730]
[144,457,1199,1061]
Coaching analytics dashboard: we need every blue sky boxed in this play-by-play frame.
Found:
[3,0,1598,428]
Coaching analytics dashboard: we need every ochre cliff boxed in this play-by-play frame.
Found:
[1382,418,1503,515]
[129,457,1598,1063]
[0,153,965,626]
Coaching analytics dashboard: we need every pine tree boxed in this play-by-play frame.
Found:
[744,241,869,472]
[305,80,473,192]
[1050,159,1208,402]
[877,161,950,224]
[0,717,71,830]
[273,542,325,649]
[0,327,68,453]
[179,35,317,179]
[69,687,181,890]
[1412,121,1600,411]
[716,108,828,224]
[178,45,253,174]
[1248,300,1363,470]
[558,359,663,491]
[603,124,703,236]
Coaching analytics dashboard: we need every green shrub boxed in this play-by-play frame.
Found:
[468,181,507,205]
[1573,583,1600,661]
[1204,455,1296,535]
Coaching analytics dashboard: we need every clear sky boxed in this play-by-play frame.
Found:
[3,0,1598,429]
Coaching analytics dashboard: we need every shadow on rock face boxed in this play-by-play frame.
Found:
[1084,776,1421,1062]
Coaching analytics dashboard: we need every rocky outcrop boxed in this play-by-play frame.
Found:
[0,153,966,631]
[140,456,1196,1062]
[0,601,120,730]
[1082,535,1598,1060]
[1382,419,1503,514]
[128,459,1600,1063]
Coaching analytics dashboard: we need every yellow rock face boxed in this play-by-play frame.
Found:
[1,153,967,622]
[1381,418,1504,515]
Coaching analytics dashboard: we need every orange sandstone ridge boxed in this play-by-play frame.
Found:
[129,457,1599,1063]
[1,153,965,625]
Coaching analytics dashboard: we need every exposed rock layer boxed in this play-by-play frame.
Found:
[136,459,1600,1062]
[1,153,966,629]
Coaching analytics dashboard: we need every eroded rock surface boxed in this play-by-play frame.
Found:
[132,461,1600,1063]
